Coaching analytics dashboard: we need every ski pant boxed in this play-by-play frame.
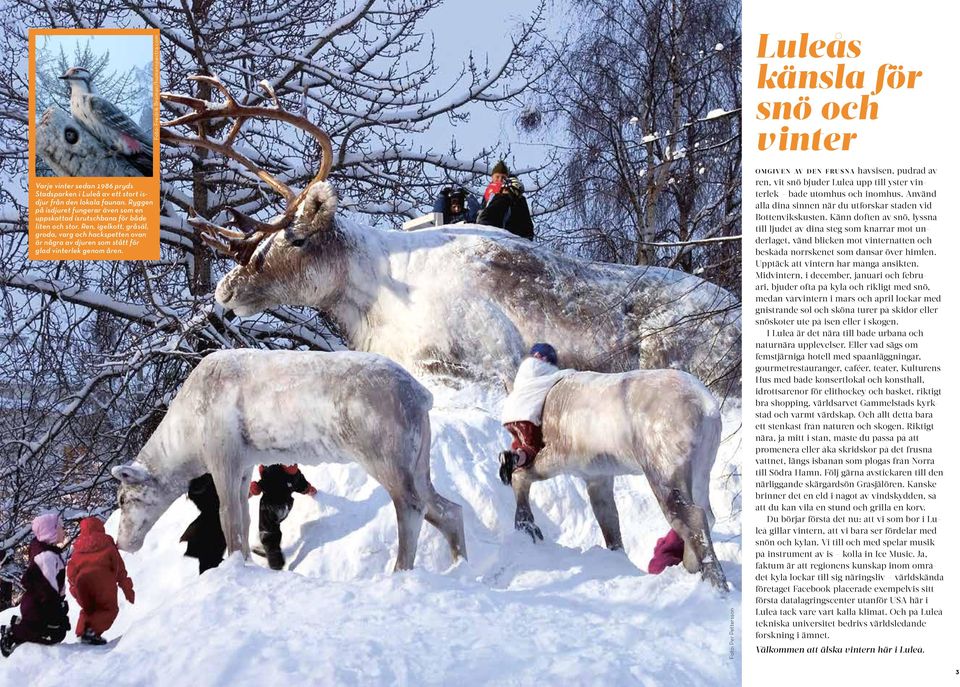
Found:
[477,194,534,239]
[72,570,119,636]
[181,512,227,575]
[197,551,224,574]
[258,499,292,564]
[505,421,544,467]
[10,600,68,645]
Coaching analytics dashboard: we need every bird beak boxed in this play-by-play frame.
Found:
[58,74,69,80]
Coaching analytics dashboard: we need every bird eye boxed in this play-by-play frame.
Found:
[64,127,79,145]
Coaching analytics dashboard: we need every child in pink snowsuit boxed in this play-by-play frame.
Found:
[0,514,70,657]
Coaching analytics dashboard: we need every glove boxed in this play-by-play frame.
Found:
[498,451,516,486]
[305,486,318,496]
[120,579,135,604]
[248,481,261,497]
[506,178,525,195]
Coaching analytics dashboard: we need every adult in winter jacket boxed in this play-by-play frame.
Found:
[432,186,479,224]
[67,516,135,645]
[0,513,70,657]
[477,160,535,240]
[180,473,227,574]
[249,464,317,570]
[498,343,574,484]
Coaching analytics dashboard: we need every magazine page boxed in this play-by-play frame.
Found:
[744,0,957,683]
[15,0,959,685]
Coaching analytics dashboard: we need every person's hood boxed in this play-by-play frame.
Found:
[73,516,114,554]
[515,356,560,383]
[32,513,64,544]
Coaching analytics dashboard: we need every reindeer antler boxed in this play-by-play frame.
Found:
[160,75,333,266]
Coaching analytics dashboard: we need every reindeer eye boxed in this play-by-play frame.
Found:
[64,127,79,145]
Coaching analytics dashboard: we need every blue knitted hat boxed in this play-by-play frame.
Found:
[529,343,558,366]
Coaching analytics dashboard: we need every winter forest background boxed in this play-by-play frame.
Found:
[0,0,741,607]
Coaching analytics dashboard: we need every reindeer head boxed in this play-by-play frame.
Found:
[111,462,174,551]
[214,181,342,315]
[161,75,337,316]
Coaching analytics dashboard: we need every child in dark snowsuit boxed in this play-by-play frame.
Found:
[249,464,317,570]
[180,473,227,574]
[67,516,135,645]
[0,513,70,657]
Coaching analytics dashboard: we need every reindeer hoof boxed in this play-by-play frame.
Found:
[702,563,729,593]
[515,519,543,542]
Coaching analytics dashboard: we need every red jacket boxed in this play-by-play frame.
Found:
[67,517,135,635]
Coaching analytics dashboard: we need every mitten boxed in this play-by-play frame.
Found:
[120,578,135,604]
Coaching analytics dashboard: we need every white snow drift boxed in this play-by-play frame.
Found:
[0,381,741,687]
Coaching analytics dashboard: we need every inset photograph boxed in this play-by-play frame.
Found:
[34,33,154,177]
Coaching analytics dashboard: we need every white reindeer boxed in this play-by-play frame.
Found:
[501,368,728,591]
[161,76,741,397]
[111,349,467,571]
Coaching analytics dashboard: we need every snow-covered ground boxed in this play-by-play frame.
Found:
[1,382,741,686]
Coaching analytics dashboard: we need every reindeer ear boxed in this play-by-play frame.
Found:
[291,181,338,240]
[111,463,150,484]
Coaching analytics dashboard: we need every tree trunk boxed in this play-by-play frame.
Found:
[190,81,213,296]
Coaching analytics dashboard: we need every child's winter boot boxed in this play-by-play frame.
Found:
[0,618,19,657]
[80,627,107,646]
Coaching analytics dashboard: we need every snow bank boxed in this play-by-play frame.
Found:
[1,381,741,686]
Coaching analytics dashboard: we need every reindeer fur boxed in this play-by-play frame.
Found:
[112,349,467,571]
[507,368,728,591]
[216,183,741,398]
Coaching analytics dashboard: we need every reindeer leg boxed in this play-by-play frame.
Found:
[414,413,467,563]
[391,493,424,572]
[659,486,728,592]
[424,492,468,562]
[511,469,543,542]
[585,477,624,551]
[213,464,248,559]
[240,467,252,556]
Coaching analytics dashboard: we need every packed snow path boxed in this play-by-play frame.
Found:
[0,382,741,686]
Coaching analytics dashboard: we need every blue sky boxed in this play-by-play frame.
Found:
[422,1,556,173]
[37,33,153,76]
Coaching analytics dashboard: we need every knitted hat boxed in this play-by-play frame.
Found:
[529,343,558,366]
[491,160,510,176]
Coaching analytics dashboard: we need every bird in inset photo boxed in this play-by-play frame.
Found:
[59,66,153,176]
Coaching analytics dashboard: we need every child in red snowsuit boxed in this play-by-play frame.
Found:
[66,516,135,645]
